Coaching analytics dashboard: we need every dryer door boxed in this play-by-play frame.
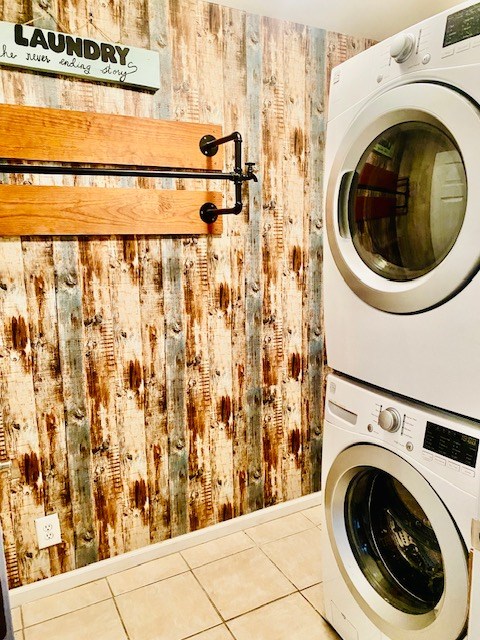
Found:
[326,82,480,313]
[324,444,469,640]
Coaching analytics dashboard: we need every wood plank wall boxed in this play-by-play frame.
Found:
[0,0,374,586]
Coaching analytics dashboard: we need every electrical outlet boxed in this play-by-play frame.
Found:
[35,513,62,549]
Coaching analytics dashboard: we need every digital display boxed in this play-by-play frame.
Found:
[444,2,480,47]
[424,422,479,468]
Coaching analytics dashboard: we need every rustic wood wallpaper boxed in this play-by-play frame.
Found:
[0,0,374,587]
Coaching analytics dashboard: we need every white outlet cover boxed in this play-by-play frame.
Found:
[35,513,62,549]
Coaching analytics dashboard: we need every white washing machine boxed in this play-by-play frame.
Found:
[469,549,480,639]
[324,0,480,420]
[321,373,480,639]
[467,491,480,639]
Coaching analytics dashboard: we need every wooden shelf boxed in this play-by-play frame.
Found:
[0,185,222,236]
[0,104,225,236]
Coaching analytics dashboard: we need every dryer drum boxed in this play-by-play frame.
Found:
[349,121,466,283]
[344,469,444,615]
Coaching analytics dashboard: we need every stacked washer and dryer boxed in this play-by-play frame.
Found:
[321,2,480,639]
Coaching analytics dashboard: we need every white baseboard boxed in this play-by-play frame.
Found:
[10,491,322,607]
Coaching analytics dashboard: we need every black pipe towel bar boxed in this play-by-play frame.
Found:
[0,130,258,224]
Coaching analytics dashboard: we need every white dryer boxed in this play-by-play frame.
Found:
[321,374,480,640]
[324,0,480,420]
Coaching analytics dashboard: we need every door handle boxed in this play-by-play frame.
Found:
[338,170,357,239]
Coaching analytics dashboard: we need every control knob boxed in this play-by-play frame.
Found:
[390,33,415,63]
[378,407,402,433]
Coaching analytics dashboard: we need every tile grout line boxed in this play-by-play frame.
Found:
[255,546,301,592]
[224,591,301,623]
[19,590,114,631]
[189,567,228,626]
[225,591,339,640]
[259,527,318,549]
[298,584,324,613]
[181,622,235,640]
[19,586,167,640]
[108,567,191,598]
[111,594,132,640]
[104,576,132,640]
[255,532,321,592]
[105,576,116,599]
[179,538,256,572]
[242,512,316,546]
[298,588,342,638]
[14,605,24,632]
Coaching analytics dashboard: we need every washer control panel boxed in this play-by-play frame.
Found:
[423,421,479,468]
[326,374,480,493]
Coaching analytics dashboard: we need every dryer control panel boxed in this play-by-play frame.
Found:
[328,0,480,122]
[325,373,480,495]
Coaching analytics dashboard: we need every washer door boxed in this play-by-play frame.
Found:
[326,82,480,313]
[324,444,469,640]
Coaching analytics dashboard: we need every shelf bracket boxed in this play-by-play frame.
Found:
[198,131,258,224]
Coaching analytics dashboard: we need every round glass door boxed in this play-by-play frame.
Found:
[326,83,480,313]
[324,444,469,640]
[345,469,444,615]
[350,122,466,282]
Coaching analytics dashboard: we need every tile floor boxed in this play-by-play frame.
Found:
[11,506,340,640]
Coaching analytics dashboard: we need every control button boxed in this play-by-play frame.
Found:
[441,47,454,58]
[367,424,374,433]
[390,32,416,63]
[406,441,414,452]
[378,407,402,433]
[422,452,433,461]
[422,53,431,65]
[434,456,446,466]
[462,467,475,477]
[376,74,383,83]
[448,461,460,471]
[333,72,340,84]
[456,41,470,52]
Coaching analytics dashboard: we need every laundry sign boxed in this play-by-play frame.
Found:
[0,22,160,90]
